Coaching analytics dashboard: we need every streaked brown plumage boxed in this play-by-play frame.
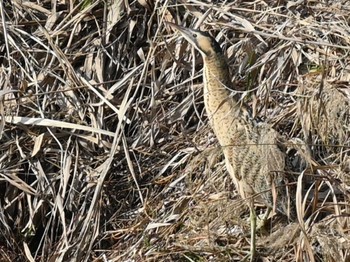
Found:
[167,22,289,213]
[203,48,287,211]
[166,22,291,260]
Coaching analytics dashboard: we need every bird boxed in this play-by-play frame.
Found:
[166,21,293,261]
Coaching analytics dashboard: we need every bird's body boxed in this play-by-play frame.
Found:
[167,21,291,260]
[203,51,287,212]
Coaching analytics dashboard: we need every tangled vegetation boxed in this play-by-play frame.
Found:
[0,0,349,261]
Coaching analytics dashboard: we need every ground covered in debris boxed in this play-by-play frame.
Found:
[0,1,349,261]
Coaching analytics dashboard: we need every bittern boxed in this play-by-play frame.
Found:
[166,22,292,260]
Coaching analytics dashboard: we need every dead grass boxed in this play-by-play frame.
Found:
[0,0,349,261]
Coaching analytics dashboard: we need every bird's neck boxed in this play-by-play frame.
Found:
[202,54,253,149]
[203,54,243,120]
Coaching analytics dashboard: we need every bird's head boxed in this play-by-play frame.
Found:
[166,22,222,58]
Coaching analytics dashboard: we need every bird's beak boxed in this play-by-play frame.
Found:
[165,21,197,47]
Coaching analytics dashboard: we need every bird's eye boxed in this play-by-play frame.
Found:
[192,33,197,38]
